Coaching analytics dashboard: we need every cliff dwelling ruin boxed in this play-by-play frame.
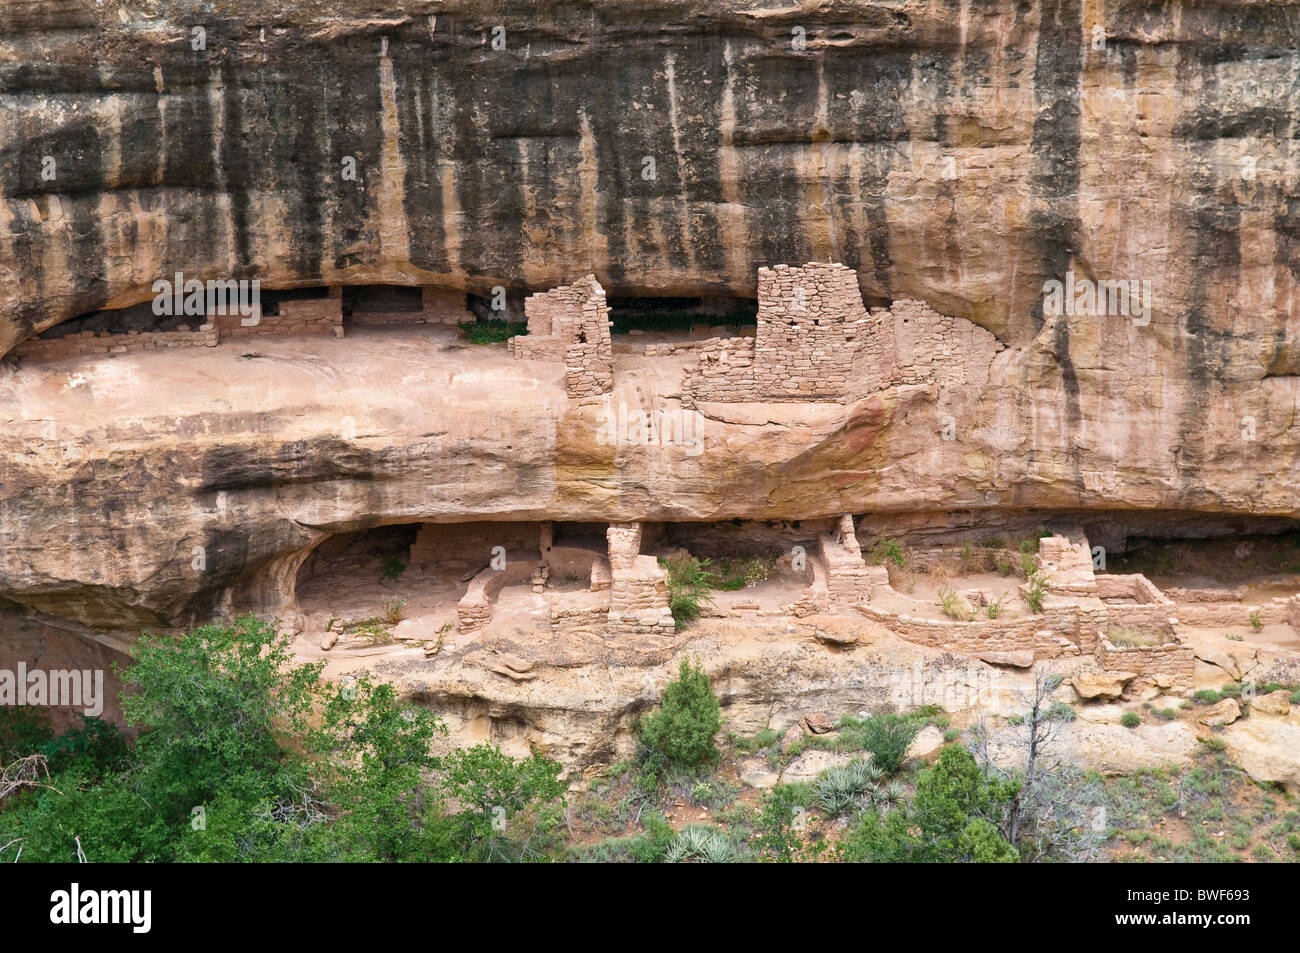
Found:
[3,0,1300,876]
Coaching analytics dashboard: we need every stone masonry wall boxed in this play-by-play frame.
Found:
[216,293,344,340]
[819,514,879,605]
[869,299,1004,391]
[605,522,674,634]
[1095,637,1195,689]
[14,324,218,359]
[681,263,1005,406]
[684,263,868,405]
[855,602,1094,660]
[508,275,613,398]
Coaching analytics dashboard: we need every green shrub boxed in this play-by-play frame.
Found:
[1249,610,1263,632]
[1024,570,1049,613]
[659,554,715,629]
[840,745,1018,863]
[380,557,406,583]
[853,713,922,776]
[639,658,721,779]
[985,594,1005,619]
[1194,689,1223,705]
[1152,708,1179,721]
[869,537,908,569]
[459,319,526,344]
[944,728,961,742]
[1121,712,1141,728]
[938,586,975,621]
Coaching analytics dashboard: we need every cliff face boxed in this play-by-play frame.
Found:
[2,0,1298,359]
[1,0,1299,634]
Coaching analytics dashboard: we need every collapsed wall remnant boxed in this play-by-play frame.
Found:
[214,288,344,340]
[508,275,613,398]
[679,262,1004,406]
[682,263,867,404]
[1095,634,1195,690]
[1037,534,1099,595]
[605,522,674,633]
[819,515,884,605]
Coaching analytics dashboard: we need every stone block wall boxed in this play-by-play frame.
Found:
[869,299,1004,391]
[684,263,868,405]
[423,287,472,325]
[680,263,1005,406]
[508,275,613,398]
[216,292,343,340]
[1171,600,1294,628]
[855,603,1087,660]
[1037,534,1097,595]
[14,325,218,360]
[605,522,673,633]
[1095,636,1195,689]
[1096,573,1170,605]
[818,514,879,606]
[456,553,540,633]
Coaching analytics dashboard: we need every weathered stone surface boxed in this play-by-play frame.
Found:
[906,725,945,763]
[1221,719,1300,791]
[800,711,834,735]
[1251,690,1295,717]
[977,650,1035,669]
[780,749,854,784]
[1198,697,1242,727]
[1071,670,1136,701]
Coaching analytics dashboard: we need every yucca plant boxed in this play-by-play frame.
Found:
[815,759,884,815]
[664,825,738,863]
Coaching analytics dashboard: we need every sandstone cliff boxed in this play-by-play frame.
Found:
[1,0,1299,634]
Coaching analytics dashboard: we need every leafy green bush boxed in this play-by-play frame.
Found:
[0,615,567,863]
[840,745,1018,863]
[1121,712,1141,728]
[753,784,820,862]
[459,319,526,344]
[1249,610,1263,632]
[1024,570,1049,613]
[639,658,721,781]
[380,557,406,583]
[849,713,922,776]
[659,555,715,629]
[869,537,908,569]
[1194,689,1223,705]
